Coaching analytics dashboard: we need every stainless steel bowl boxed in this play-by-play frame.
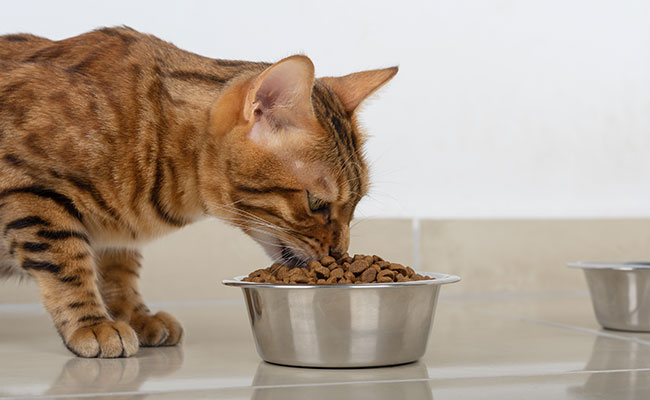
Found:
[568,261,650,332]
[223,272,460,368]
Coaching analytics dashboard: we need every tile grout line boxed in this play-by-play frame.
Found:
[439,290,589,301]
[0,291,594,313]
[6,367,650,400]
[0,299,244,314]
[477,308,650,346]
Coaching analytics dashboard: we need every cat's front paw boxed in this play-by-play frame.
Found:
[131,311,183,347]
[65,320,139,358]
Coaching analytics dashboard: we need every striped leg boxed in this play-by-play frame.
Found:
[0,192,138,358]
[97,249,183,347]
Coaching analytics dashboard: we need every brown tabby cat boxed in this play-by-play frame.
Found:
[0,27,397,358]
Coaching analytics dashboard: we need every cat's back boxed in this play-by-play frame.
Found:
[1,27,159,79]
[0,33,53,60]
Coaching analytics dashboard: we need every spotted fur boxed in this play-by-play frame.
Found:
[0,26,397,357]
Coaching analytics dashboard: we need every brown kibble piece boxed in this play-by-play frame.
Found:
[378,276,393,283]
[330,267,344,279]
[388,263,407,274]
[316,279,327,285]
[406,266,415,277]
[344,271,355,281]
[314,265,330,279]
[326,275,338,284]
[320,256,336,266]
[360,267,377,282]
[328,262,340,271]
[349,260,368,274]
[373,255,384,262]
[276,266,290,280]
[370,264,381,273]
[378,269,396,280]
[337,254,353,264]
[249,269,266,278]
[308,260,321,270]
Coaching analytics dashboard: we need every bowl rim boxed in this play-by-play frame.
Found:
[222,271,461,289]
[567,261,650,271]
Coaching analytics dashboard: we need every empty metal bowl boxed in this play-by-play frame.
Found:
[223,272,460,368]
[568,261,650,332]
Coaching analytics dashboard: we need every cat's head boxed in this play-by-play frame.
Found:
[202,55,396,266]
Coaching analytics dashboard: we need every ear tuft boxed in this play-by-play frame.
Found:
[320,66,398,114]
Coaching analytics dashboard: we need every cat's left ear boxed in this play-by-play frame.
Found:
[320,67,398,114]
[244,55,315,124]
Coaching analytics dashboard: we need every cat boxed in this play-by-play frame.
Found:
[0,26,397,358]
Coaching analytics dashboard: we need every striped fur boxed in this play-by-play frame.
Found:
[0,26,396,357]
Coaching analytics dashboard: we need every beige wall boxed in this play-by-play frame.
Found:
[2,218,650,304]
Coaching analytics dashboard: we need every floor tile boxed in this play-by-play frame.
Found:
[430,369,650,400]
[3,294,649,399]
[21,369,650,400]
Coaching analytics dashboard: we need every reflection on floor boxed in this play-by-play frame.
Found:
[2,292,650,399]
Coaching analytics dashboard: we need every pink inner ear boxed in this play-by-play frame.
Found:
[254,58,313,114]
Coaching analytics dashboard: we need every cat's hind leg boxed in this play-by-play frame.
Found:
[0,190,139,357]
[97,249,183,347]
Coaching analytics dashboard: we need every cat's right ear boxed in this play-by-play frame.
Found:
[243,55,315,126]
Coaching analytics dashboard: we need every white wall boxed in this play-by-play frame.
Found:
[2,0,649,218]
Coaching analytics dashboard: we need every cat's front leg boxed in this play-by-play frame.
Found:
[1,195,139,357]
[97,248,183,347]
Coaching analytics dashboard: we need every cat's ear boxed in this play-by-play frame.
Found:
[243,55,315,124]
[320,67,398,114]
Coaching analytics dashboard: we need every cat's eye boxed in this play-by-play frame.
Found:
[307,192,329,213]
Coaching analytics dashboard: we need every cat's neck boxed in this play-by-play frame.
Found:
[146,56,266,225]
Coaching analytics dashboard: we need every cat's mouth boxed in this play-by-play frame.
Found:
[247,229,311,268]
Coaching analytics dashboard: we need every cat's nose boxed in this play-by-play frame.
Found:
[329,224,350,259]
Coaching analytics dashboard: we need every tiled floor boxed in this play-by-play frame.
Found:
[2,290,649,399]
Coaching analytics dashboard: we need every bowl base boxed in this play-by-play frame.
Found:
[262,358,421,369]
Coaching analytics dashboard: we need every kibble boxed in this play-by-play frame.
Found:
[242,253,435,285]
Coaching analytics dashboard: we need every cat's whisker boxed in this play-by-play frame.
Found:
[221,220,305,252]
[223,216,294,238]
[215,204,292,234]
[214,209,288,232]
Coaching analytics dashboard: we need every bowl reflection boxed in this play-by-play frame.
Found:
[568,334,650,399]
[251,360,433,400]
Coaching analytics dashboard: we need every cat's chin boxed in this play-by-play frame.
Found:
[247,230,310,268]
[257,240,308,268]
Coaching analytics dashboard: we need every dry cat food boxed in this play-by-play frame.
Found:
[243,254,435,284]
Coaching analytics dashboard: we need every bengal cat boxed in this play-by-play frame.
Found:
[0,27,397,358]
